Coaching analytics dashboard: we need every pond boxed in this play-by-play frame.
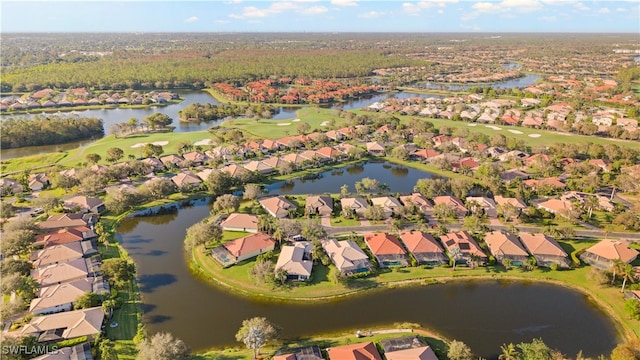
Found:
[1,90,438,159]
[264,161,439,195]
[117,199,618,359]
[414,74,542,91]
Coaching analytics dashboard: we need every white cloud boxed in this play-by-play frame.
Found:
[616,7,627,12]
[358,11,386,18]
[574,2,590,11]
[437,9,444,14]
[215,20,230,24]
[331,0,358,6]
[500,0,543,12]
[185,16,198,23]
[540,15,557,21]
[403,2,423,15]
[472,2,502,13]
[597,7,610,13]
[403,0,458,15]
[224,0,242,4]
[541,0,576,4]
[299,5,328,14]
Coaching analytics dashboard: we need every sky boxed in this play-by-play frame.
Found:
[1,0,639,33]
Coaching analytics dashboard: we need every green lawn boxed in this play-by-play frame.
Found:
[220,107,350,140]
[0,151,68,174]
[330,216,361,227]
[113,340,137,360]
[106,284,139,341]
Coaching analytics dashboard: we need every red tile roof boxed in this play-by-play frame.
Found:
[365,233,406,256]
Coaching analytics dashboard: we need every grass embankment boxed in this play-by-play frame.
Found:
[191,239,640,342]
[0,152,68,173]
[195,327,447,360]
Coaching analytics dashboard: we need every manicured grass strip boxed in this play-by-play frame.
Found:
[106,285,139,341]
[113,340,137,360]
[330,216,361,227]
[0,152,68,174]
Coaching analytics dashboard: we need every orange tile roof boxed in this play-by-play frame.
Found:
[223,232,276,258]
[518,232,568,258]
[365,233,406,256]
[327,342,382,360]
[585,240,639,264]
[399,231,443,253]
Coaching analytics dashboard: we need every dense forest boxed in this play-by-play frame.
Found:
[178,102,276,121]
[0,115,103,149]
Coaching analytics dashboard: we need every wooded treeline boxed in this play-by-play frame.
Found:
[0,115,103,149]
[2,50,416,92]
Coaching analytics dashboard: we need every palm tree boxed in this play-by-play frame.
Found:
[449,246,462,271]
[611,259,624,285]
[499,343,518,360]
[586,195,599,219]
[620,263,635,293]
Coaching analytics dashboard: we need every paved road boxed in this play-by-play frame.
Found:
[324,222,640,241]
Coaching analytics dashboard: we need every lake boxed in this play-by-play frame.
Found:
[264,161,439,195]
[415,74,542,91]
[117,199,618,359]
[1,90,440,159]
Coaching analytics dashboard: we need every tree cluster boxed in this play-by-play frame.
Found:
[0,115,103,149]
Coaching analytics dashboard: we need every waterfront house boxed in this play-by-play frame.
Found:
[580,240,639,270]
[32,258,97,287]
[399,230,447,266]
[518,232,570,268]
[321,239,372,275]
[273,346,323,360]
[370,196,403,218]
[259,196,297,218]
[213,232,276,267]
[262,156,290,172]
[182,151,208,165]
[30,343,94,360]
[243,160,275,175]
[484,231,530,266]
[29,277,108,315]
[366,141,386,156]
[381,336,439,360]
[364,233,409,268]
[281,153,307,168]
[30,241,97,267]
[399,193,434,215]
[28,173,50,191]
[432,196,468,217]
[305,195,333,217]
[440,231,487,265]
[274,242,313,281]
[35,226,96,246]
[20,307,104,342]
[63,196,105,213]
[341,197,369,217]
[220,213,259,233]
[171,171,202,190]
[326,342,383,360]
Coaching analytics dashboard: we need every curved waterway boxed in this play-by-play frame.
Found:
[117,199,618,358]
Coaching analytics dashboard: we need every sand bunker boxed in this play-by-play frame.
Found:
[508,130,524,134]
[485,125,502,130]
[151,141,169,146]
[292,119,301,122]
[467,123,477,127]
[130,143,147,148]
[194,139,215,146]
[528,134,542,138]
[277,123,291,126]
[320,121,329,126]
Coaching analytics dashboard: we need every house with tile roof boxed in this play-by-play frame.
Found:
[34,226,97,247]
[171,171,203,190]
[259,196,297,218]
[381,336,439,360]
[31,343,94,360]
[432,196,468,217]
[29,277,108,315]
[63,196,105,213]
[466,196,498,218]
[220,213,259,233]
[370,196,403,218]
[399,231,447,266]
[580,240,639,269]
[275,242,313,281]
[518,232,570,268]
[243,160,276,175]
[321,239,372,275]
[364,233,409,268]
[305,195,333,217]
[341,197,370,218]
[399,193,434,215]
[30,241,97,267]
[484,231,530,266]
[440,231,487,265]
[20,307,104,342]
[212,232,276,267]
[366,141,386,156]
[31,258,97,287]
[326,341,382,360]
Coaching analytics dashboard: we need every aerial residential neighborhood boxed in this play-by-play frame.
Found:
[1,2,640,359]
